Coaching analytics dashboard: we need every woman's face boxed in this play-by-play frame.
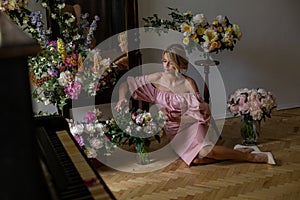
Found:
[162,53,176,73]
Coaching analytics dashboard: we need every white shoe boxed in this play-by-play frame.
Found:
[251,151,276,165]
[234,144,261,152]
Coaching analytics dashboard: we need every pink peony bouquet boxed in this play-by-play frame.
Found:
[227,88,277,121]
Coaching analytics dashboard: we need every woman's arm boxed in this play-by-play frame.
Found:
[165,109,198,124]
[115,81,129,110]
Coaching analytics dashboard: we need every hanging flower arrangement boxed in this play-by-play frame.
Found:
[143,7,242,53]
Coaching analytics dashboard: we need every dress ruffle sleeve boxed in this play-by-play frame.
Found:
[127,76,156,103]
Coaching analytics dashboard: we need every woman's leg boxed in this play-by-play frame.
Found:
[192,157,218,165]
[201,145,268,163]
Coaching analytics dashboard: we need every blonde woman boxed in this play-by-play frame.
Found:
[115,44,275,166]
[115,32,129,71]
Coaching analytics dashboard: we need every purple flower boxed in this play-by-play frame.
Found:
[48,40,57,47]
[74,134,84,146]
[64,81,82,99]
[49,69,58,77]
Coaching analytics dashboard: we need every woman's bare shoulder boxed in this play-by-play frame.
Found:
[146,72,162,82]
[183,75,199,93]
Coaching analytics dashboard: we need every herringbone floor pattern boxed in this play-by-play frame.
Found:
[97,107,300,200]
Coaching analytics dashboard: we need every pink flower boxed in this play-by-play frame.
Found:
[229,105,239,114]
[238,103,250,114]
[239,94,247,105]
[84,111,97,123]
[228,88,276,121]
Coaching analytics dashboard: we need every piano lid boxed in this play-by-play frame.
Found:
[0,12,40,58]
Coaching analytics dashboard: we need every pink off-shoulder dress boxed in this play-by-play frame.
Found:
[127,75,212,165]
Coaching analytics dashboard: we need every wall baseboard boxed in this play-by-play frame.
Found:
[213,104,300,120]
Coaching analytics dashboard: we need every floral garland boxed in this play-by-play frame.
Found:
[227,88,277,121]
[143,7,242,54]
[4,0,117,111]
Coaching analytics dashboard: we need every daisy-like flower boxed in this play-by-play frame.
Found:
[202,29,218,43]
[181,22,193,36]
[183,37,190,45]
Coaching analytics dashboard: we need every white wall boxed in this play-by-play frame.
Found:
[29,0,300,118]
[138,0,300,116]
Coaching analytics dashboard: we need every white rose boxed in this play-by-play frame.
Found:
[192,13,207,26]
[95,123,105,135]
[85,124,96,134]
[216,15,226,25]
[70,124,84,135]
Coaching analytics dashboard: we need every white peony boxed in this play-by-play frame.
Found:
[192,13,207,26]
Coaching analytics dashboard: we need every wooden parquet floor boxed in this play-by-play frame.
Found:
[96,107,300,200]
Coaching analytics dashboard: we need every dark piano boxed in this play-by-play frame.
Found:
[0,14,115,199]
[35,115,116,200]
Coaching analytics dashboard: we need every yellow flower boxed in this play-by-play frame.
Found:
[189,33,199,44]
[57,38,66,60]
[183,37,190,45]
[192,37,199,44]
[227,41,233,46]
[232,24,242,40]
[78,54,83,72]
[4,0,17,11]
[196,27,206,35]
[190,33,197,39]
[225,27,233,34]
[203,29,218,42]
[217,26,223,33]
[181,23,192,34]
[93,53,100,71]
[211,41,219,49]
[217,41,222,48]
[212,20,218,26]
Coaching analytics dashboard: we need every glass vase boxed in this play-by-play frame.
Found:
[240,117,260,145]
[135,143,150,165]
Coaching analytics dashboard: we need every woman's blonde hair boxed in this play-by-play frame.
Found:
[163,44,188,71]
[118,32,128,45]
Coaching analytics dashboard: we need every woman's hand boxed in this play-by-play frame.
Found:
[114,98,128,111]
[165,108,181,123]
